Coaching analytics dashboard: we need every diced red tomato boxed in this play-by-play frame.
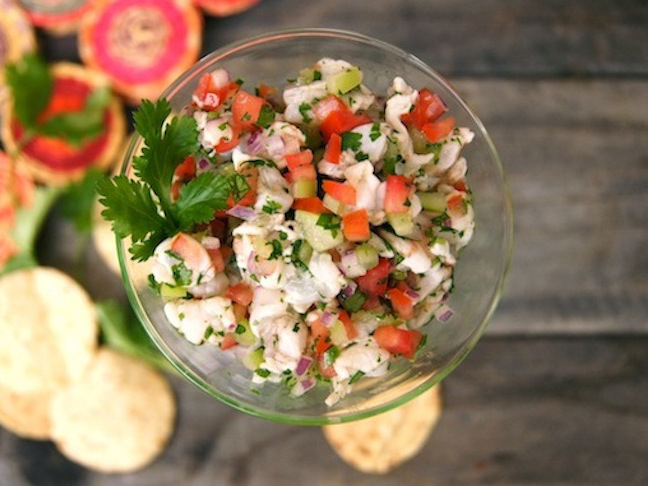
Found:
[323,133,342,164]
[225,282,253,306]
[342,210,370,242]
[386,288,415,320]
[285,149,313,171]
[446,191,467,214]
[357,258,391,296]
[290,164,317,181]
[319,109,371,141]
[363,294,381,310]
[312,95,348,122]
[374,326,422,359]
[232,91,266,130]
[257,83,278,100]
[206,247,225,273]
[174,155,196,181]
[322,180,356,205]
[193,73,240,111]
[338,311,358,340]
[401,88,447,129]
[384,175,412,214]
[220,333,238,350]
[421,117,455,143]
[310,318,329,341]
[220,245,232,262]
[292,197,330,214]
[214,124,241,153]
[171,179,183,201]
[232,303,247,322]
[453,180,468,192]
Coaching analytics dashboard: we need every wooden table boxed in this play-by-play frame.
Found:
[2,0,648,484]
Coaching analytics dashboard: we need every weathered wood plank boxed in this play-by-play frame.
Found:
[452,79,648,334]
[3,337,648,485]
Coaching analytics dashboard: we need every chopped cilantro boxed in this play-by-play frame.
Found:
[341,132,362,151]
[279,231,288,241]
[235,78,244,85]
[316,213,341,237]
[262,199,282,214]
[292,323,300,332]
[171,261,192,286]
[370,123,381,141]
[355,151,369,161]
[313,70,322,81]
[255,368,271,378]
[257,104,275,128]
[148,274,161,294]
[242,112,251,121]
[298,102,313,123]
[267,239,283,260]
[323,345,341,368]
[204,327,214,340]
[349,370,365,384]
[218,122,228,131]
[235,324,246,334]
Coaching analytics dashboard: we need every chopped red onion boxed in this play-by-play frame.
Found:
[247,252,257,273]
[435,304,454,323]
[245,131,265,154]
[197,157,210,170]
[300,377,316,392]
[342,281,357,298]
[227,323,236,332]
[295,356,313,376]
[227,205,256,221]
[406,290,420,300]
[321,311,335,327]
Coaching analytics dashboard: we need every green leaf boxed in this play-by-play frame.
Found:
[59,168,104,234]
[174,172,231,231]
[132,100,199,216]
[37,87,111,146]
[96,175,170,261]
[4,53,53,130]
[341,132,362,151]
[257,104,275,128]
[95,300,175,373]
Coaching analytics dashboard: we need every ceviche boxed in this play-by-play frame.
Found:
[99,58,474,406]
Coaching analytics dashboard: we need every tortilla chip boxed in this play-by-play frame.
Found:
[322,385,442,474]
[50,348,176,473]
[0,267,98,393]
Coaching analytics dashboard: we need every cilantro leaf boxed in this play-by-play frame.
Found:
[96,175,171,261]
[341,132,362,151]
[299,102,312,123]
[132,99,199,216]
[37,87,111,146]
[257,104,275,128]
[4,53,52,131]
[174,172,231,230]
[59,168,104,234]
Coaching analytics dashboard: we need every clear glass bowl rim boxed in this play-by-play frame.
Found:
[118,27,514,425]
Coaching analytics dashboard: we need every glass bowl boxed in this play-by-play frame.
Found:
[118,28,513,425]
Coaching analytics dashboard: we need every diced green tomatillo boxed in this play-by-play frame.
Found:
[297,239,313,265]
[387,213,415,237]
[355,243,379,269]
[329,320,348,346]
[295,209,344,252]
[322,193,344,215]
[293,179,317,198]
[418,192,446,213]
[234,319,256,346]
[326,67,362,95]
[160,283,187,301]
[242,348,264,371]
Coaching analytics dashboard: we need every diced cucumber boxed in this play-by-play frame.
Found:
[329,320,348,346]
[242,348,264,371]
[298,67,321,84]
[382,138,401,175]
[418,192,446,213]
[234,319,256,346]
[297,239,313,265]
[355,243,378,269]
[387,213,415,237]
[409,126,433,154]
[391,269,408,280]
[294,209,344,252]
[160,284,187,301]
[323,194,344,215]
[293,179,317,198]
[326,67,362,95]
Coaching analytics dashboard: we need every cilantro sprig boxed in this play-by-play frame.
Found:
[97,98,247,261]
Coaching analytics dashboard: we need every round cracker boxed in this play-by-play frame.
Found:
[50,348,176,473]
[322,385,442,474]
[0,267,98,394]
[0,384,52,440]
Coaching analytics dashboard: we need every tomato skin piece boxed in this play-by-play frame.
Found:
[356,258,391,296]
[319,109,371,141]
[285,149,313,171]
[338,311,358,340]
[322,180,356,205]
[342,209,370,242]
[206,247,225,273]
[421,117,455,143]
[232,91,266,130]
[401,88,447,129]
[221,333,238,350]
[384,175,412,214]
[386,288,415,320]
[174,155,196,181]
[374,326,422,359]
[323,133,342,164]
[292,197,330,214]
[225,282,254,306]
